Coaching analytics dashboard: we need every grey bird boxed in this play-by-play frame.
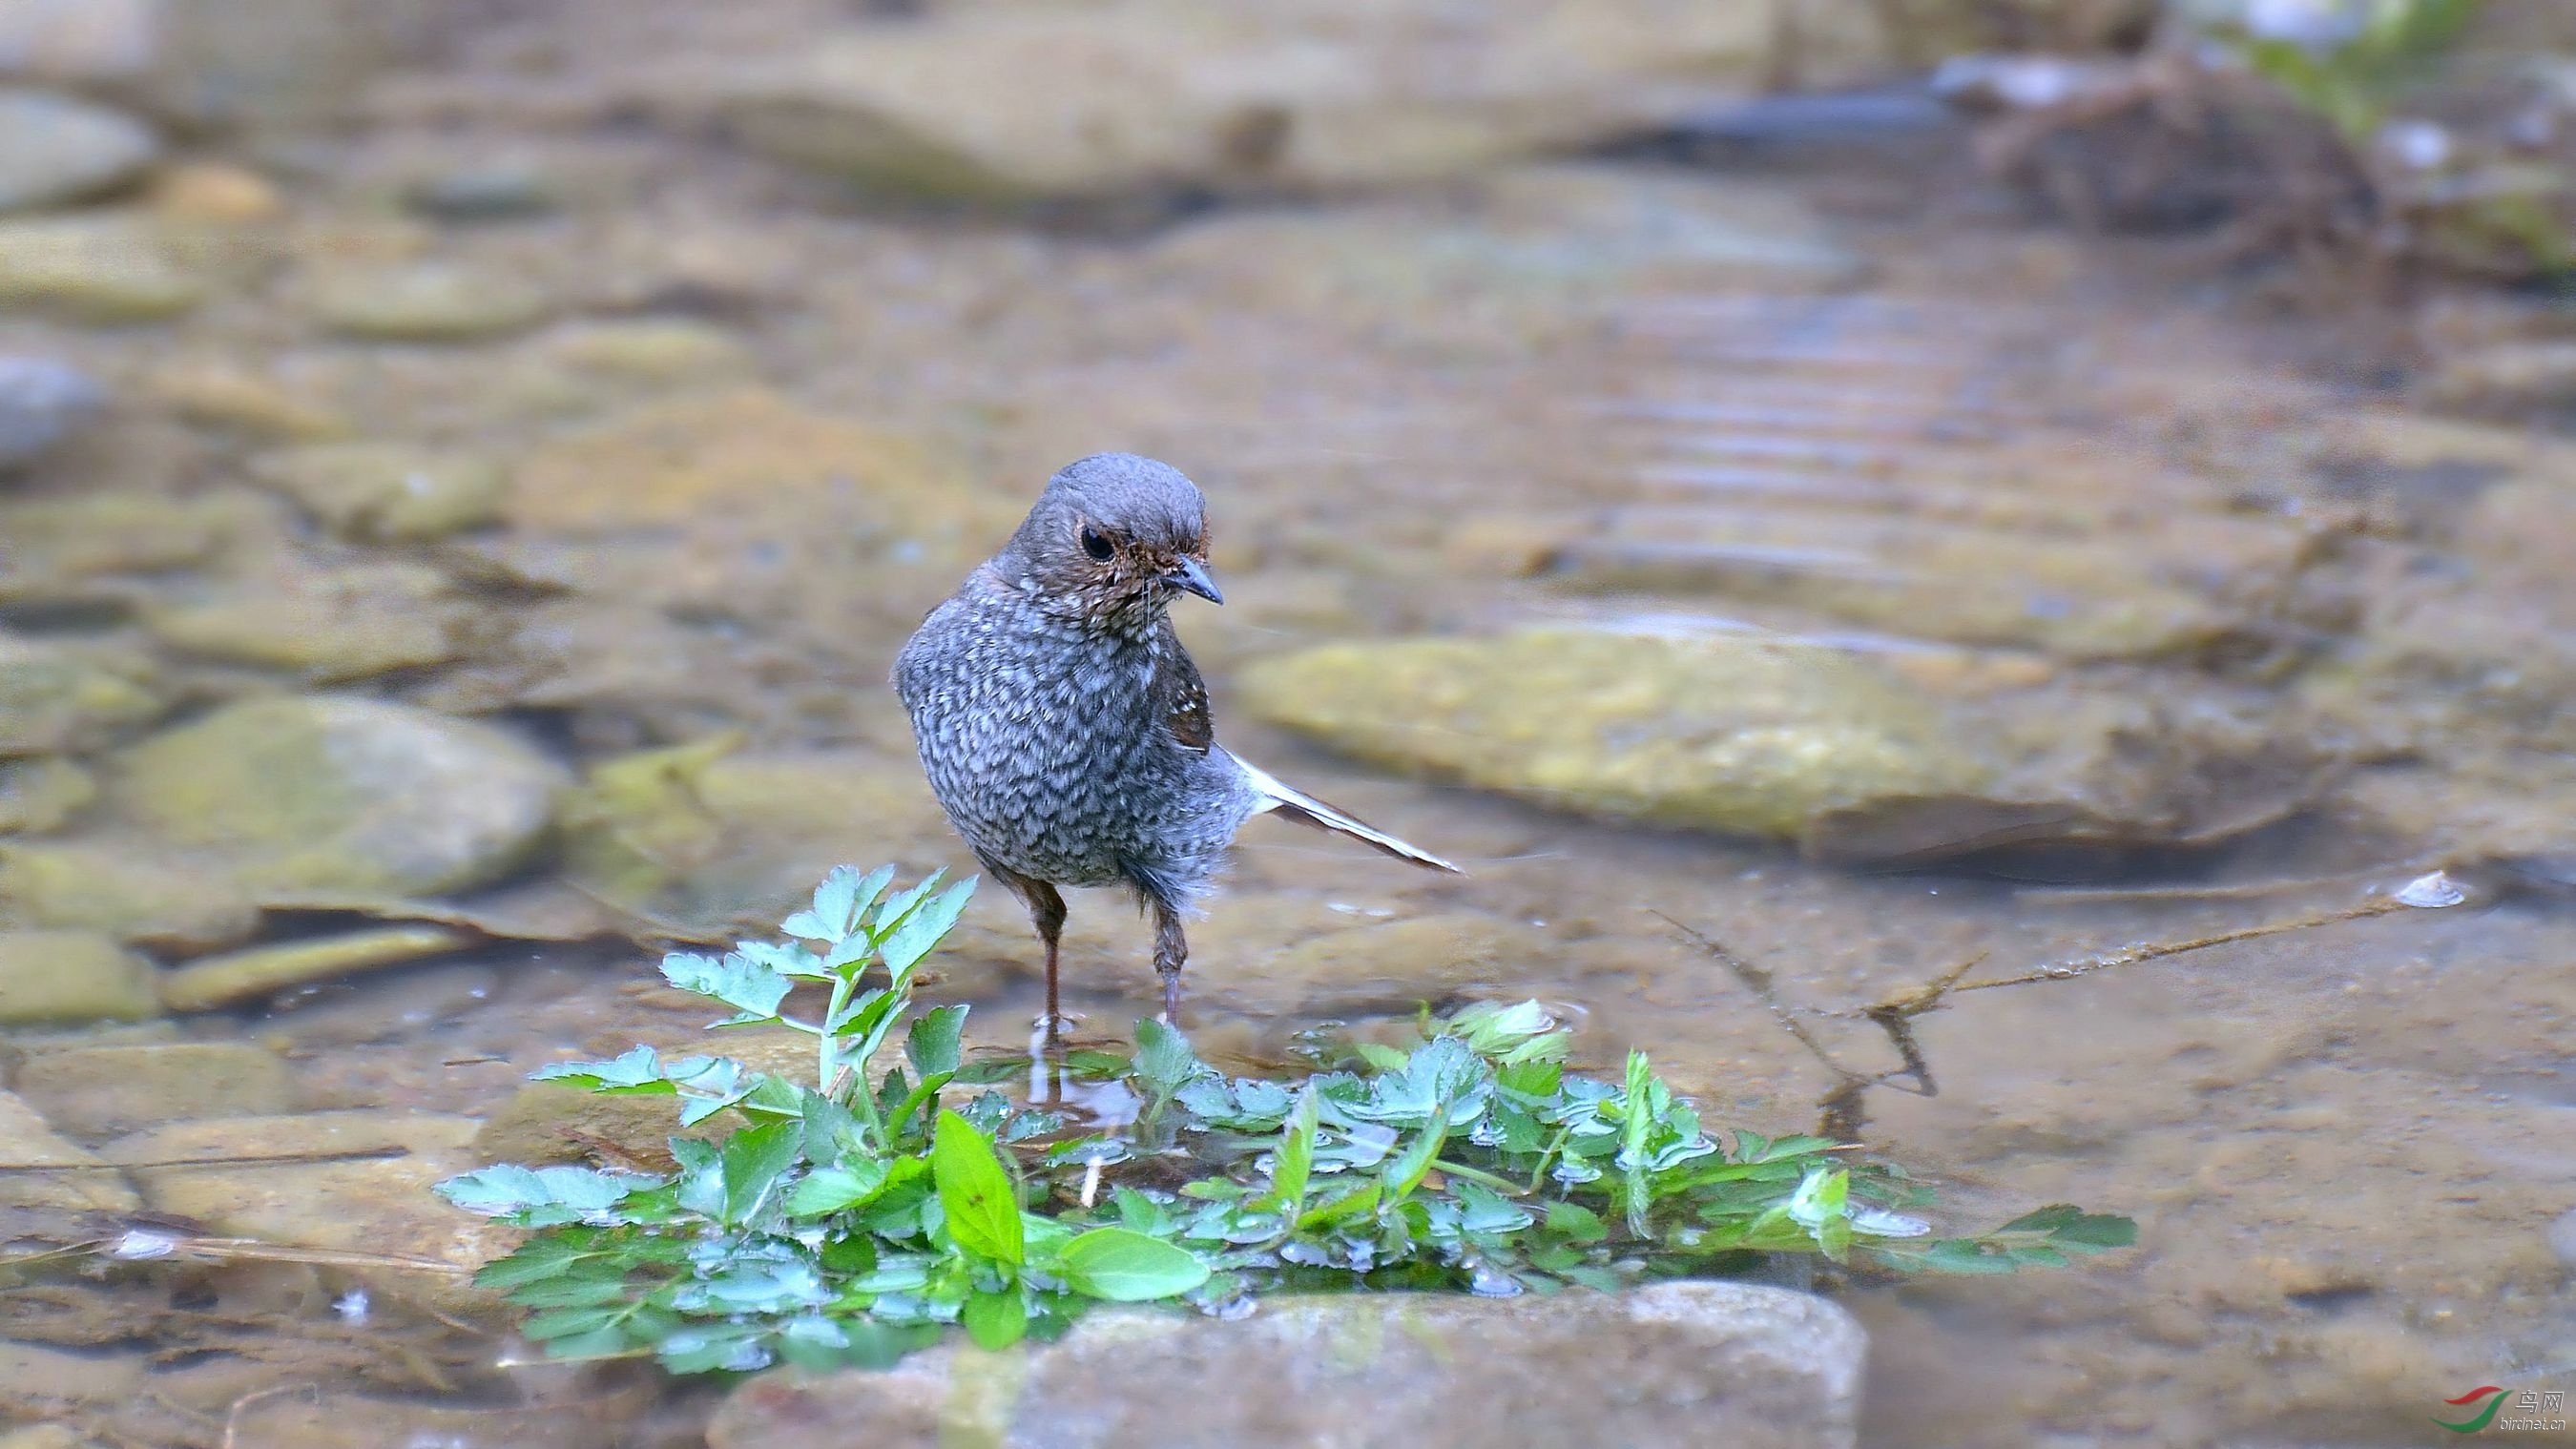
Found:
[893,452,1460,1026]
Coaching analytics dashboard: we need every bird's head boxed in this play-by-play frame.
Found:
[1003,453,1221,634]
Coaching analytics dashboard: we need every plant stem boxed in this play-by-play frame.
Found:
[1431,1158,1528,1196]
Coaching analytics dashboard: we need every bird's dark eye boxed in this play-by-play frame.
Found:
[1080,527,1114,562]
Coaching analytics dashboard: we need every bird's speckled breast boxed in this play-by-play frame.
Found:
[894,568,1254,902]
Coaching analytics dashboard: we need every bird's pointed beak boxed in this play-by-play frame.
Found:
[1167,556,1224,605]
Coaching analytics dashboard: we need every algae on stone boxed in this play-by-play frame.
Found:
[1240,625,2331,862]
[0,839,260,952]
[111,695,568,898]
[0,756,93,834]
[245,441,508,541]
[0,635,160,756]
[0,928,159,1024]
[140,562,486,681]
[1240,627,1986,839]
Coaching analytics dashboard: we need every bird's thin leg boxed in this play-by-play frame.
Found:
[1152,900,1188,1025]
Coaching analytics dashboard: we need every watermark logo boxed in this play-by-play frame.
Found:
[2435,1386,2566,1435]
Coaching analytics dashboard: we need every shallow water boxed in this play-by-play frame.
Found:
[4,7,2575,1446]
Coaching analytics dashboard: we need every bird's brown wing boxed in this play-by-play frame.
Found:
[1153,627,1215,754]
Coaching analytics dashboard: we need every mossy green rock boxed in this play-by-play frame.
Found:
[246,442,507,542]
[0,756,94,834]
[0,489,280,604]
[1239,628,1986,840]
[0,635,161,756]
[0,840,260,952]
[112,696,569,898]
[140,563,479,681]
[14,1040,295,1137]
[0,929,159,1024]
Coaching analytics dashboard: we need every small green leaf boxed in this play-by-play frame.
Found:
[531,1045,670,1093]
[931,1109,1024,1267]
[1545,1200,1607,1243]
[1263,1085,1317,1211]
[784,1160,890,1215]
[960,1287,1028,1350]
[907,1004,969,1080]
[1132,1018,1204,1095]
[1053,1228,1211,1301]
[880,878,977,974]
[661,950,795,1022]
[719,1120,801,1225]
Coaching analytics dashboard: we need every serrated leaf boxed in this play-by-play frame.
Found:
[784,1159,891,1215]
[1132,1018,1204,1096]
[880,878,976,974]
[661,950,795,1020]
[1263,1085,1317,1211]
[1545,1199,1607,1243]
[1053,1228,1210,1302]
[718,1120,800,1225]
[907,1004,968,1080]
[531,1045,669,1093]
[931,1109,1023,1267]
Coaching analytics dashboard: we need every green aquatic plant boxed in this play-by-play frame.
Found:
[438,866,2133,1373]
[2208,0,2481,146]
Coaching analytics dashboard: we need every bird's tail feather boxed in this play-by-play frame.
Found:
[1236,757,1463,875]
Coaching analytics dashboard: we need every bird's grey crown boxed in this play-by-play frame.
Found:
[1005,451,1207,560]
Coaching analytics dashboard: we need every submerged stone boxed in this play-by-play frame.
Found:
[156,924,472,1012]
[0,840,260,952]
[0,489,281,602]
[149,362,351,441]
[0,756,93,834]
[1211,912,1548,1015]
[245,441,507,541]
[471,1080,707,1170]
[711,1282,1863,1449]
[309,261,552,342]
[0,635,160,756]
[698,5,1775,206]
[0,354,105,470]
[1241,627,1984,840]
[111,696,569,898]
[559,737,958,942]
[1240,626,2328,863]
[14,1040,295,1137]
[140,562,482,681]
[0,1088,136,1213]
[0,216,202,322]
[0,928,158,1024]
[102,1109,511,1312]
[508,387,1003,550]
[0,88,157,214]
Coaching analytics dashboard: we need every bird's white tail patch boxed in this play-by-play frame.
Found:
[1236,757,1463,874]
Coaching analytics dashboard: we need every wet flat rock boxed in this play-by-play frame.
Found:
[1241,626,2329,863]
[711,1282,1862,1449]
